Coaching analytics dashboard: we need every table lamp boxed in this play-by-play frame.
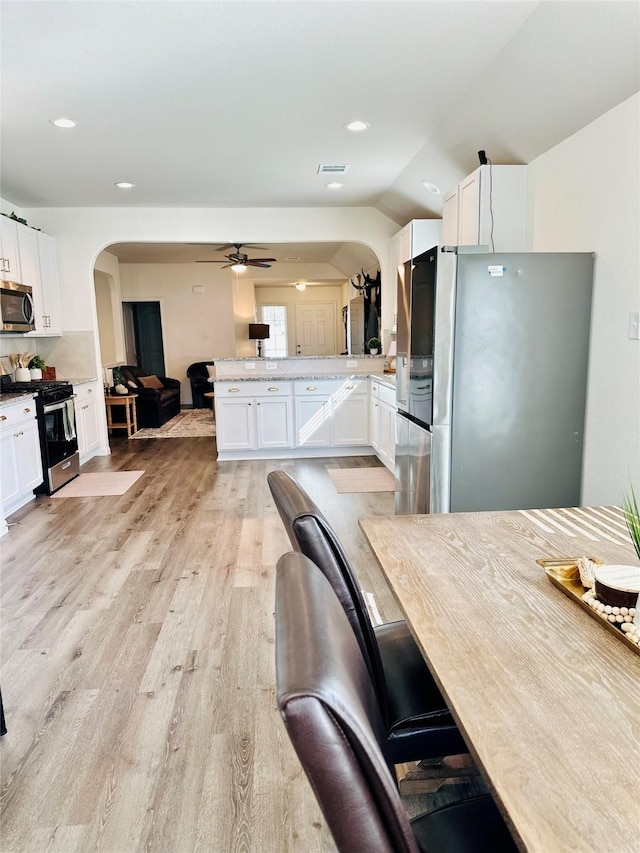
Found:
[248,323,270,357]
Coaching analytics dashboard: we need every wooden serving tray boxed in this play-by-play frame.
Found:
[539,559,640,657]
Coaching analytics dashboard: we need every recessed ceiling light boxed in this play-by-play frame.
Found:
[326,182,343,190]
[422,180,440,194]
[295,283,307,291]
[114,181,135,189]
[231,263,247,273]
[50,117,77,129]
[345,120,370,132]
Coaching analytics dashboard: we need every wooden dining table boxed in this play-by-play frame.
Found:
[359,506,640,853]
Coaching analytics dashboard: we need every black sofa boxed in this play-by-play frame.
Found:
[119,365,181,428]
[187,361,215,408]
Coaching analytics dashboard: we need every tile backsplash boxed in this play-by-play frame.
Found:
[0,331,97,379]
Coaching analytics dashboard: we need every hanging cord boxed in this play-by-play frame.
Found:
[487,156,495,252]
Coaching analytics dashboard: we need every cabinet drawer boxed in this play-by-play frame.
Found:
[377,383,396,408]
[294,378,367,397]
[216,381,292,398]
[0,399,38,429]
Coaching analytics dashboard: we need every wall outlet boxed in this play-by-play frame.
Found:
[347,360,357,368]
[266,362,278,370]
[245,362,256,370]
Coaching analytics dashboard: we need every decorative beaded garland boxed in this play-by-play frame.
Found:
[582,589,640,646]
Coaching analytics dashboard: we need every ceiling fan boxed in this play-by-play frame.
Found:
[195,243,277,269]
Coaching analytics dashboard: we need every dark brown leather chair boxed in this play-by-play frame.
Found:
[276,552,516,853]
[186,361,214,409]
[267,469,466,764]
[119,365,181,428]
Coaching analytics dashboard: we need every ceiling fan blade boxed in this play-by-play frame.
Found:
[246,257,276,263]
[247,262,272,268]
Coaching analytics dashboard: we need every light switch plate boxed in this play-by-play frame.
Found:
[347,360,357,368]
[629,312,640,340]
[245,362,256,370]
[266,362,277,370]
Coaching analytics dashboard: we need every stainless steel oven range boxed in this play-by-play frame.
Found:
[0,378,79,495]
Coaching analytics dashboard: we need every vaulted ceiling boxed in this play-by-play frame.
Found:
[2,1,638,226]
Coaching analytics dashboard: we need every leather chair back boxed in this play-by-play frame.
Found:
[267,470,386,702]
[276,551,419,853]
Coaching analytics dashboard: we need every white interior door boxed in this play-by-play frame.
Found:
[295,303,336,356]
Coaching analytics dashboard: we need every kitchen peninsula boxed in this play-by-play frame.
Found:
[213,355,395,463]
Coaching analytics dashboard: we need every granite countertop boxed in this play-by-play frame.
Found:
[215,373,396,386]
[0,391,38,408]
[68,377,99,386]
[216,355,384,362]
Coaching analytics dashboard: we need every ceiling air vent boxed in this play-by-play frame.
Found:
[317,164,350,175]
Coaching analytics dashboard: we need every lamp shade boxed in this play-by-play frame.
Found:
[387,340,397,357]
[248,323,270,341]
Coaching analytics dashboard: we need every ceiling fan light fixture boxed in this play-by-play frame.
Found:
[115,181,135,189]
[295,283,306,291]
[326,182,343,190]
[231,262,247,273]
[422,180,440,194]
[344,120,370,132]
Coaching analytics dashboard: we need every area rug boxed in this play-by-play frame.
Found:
[51,470,145,498]
[327,467,395,493]
[131,410,216,439]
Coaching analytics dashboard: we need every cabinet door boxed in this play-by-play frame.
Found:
[16,418,43,491]
[216,399,255,450]
[37,233,62,335]
[295,397,332,447]
[442,188,459,246]
[370,397,381,451]
[256,398,293,448]
[332,394,369,446]
[0,428,21,510]
[457,170,481,246]
[379,401,396,471]
[0,217,22,283]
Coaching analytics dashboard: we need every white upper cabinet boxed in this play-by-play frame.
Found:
[0,217,22,283]
[442,165,527,251]
[35,232,62,335]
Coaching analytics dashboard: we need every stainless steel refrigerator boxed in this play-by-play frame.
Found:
[395,247,594,514]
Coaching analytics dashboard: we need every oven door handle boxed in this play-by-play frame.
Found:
[43,397,76,414]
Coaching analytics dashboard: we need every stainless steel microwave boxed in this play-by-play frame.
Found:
[0,281,35,332]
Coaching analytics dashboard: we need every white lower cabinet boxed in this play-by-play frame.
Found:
[74,382,101,462]
[294,378,369,448]
[216,382,293,452]
[370,379,396,471]
[1,398,43,517]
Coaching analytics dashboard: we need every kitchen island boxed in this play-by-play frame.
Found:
[213,355,395,462]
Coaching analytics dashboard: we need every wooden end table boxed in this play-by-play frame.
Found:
[105,393,138,437]
[204,391,215,420]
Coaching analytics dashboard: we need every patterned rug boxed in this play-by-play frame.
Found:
[130,409,216,439]
[51,471,145,497]
[327,466,395,493]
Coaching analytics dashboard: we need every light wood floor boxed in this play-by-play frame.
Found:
[0,435,483,852]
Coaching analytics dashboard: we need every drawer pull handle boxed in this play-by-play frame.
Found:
[228,388,240,393]
[62,461,71,470]
[23,407,32,414]
[267,386,279,392]
[306,385,317,391]
[14,431,23,438]
[416,385,429,390]
[346,385,354,390]
[0,415,6,421]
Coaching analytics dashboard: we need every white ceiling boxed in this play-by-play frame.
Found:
[1,0,638,226]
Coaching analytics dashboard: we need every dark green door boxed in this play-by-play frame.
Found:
[123,301,165,377]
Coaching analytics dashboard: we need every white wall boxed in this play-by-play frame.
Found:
[527,93,640,504]
[255,284,345,356]
[119,262,238,404]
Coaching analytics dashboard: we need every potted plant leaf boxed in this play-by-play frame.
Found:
[28,355,46,380]
[623,486,640,562]
[367,336,382,355]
